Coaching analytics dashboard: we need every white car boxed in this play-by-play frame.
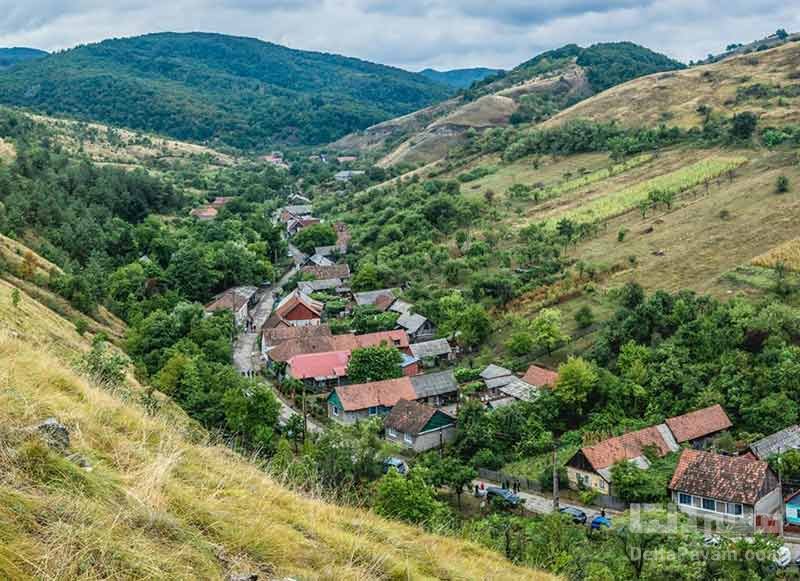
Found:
[775,545,791,568]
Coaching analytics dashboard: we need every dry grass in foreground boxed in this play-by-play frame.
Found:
[752,238,800,271]
[0,291,551,580]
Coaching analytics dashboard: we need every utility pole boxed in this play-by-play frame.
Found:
[552,439,560,511]
[302,382,308,440]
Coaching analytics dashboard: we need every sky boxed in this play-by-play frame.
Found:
[0,0,797,71]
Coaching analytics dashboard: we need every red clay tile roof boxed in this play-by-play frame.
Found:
[269,334,358,363]
[665,404,732,443]
[288,350,351,380]
[191,206,218,219]
[334,378,417,412]
[301,264,351,280]
[385,399,440,434]
[211,196,234,208]
[275,291,323,319]
[669,449,777,505]
[355,330,409,350]
[582,426,673,470]
[204,289,249,313]
[373,293,395,312]
[521,365,559,388]
[262,324,332,345]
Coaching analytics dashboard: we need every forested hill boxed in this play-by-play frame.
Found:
[466,42,685,98]
[0,47,47,69]
[0,32,452,149]
[419,67,504,89]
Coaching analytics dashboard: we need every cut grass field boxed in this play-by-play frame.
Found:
[0,274,550,579]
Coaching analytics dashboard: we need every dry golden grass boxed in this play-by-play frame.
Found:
[0,286,552,580]
[0,137,15,161]
[546,41,800,130]
[752,238,800,271]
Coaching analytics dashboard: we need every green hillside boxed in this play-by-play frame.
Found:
[0,47,47,70]
[0,32,452,149]
[419,67,504,89]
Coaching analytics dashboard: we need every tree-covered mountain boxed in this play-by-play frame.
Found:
[0,32,451,149]
[466,42,685,98]
[419,67,503,89]
[0,47,47,70]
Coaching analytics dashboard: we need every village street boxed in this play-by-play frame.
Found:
[472,477,614,522]
[231,255,323,432]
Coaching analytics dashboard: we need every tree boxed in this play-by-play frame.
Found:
[350,262,381,291]
[373,469,446,526]
[285,413,305,452]
[292,223,336,255]
[346,345,403,383]
[574,305,595,329]
[439,292,491,349]
[776,175,790,193]
[730,111,758,140]
[743,392,799,432]
[223,382,281,452]
[11,288,20,308]
[75,319,89,336]
[555,357,599,416]
[506,331,534,356]
[776,28,789,39]
[530,308,568,355]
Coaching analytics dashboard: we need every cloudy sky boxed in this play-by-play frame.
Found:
[0,1,797,70]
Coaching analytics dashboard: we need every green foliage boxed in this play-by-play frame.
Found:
[80,340,128,388]
[292,223,336,255]
[729,111,758,140]
[222,382,281,452]
[312,419,387,485]
[439,292,491,349]
[776,175,790,193]
[0,47,46,70]
[10,288,20,308]
[555,357,599,416]
[574,305,595,329]
[530,308,568,355]
[74,319,89,336]
[576,41,686,92]
[610,452,678,503]
[346,345,403,384]
[0,33,450,148]
[373,469,448,526]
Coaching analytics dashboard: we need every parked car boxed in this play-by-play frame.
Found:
[383,457,408,476]
[486,487,524,508]
[775,545,791,568]
[590,515,611,530]
[559,506,587,525]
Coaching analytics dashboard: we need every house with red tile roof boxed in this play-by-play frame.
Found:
[328,377,417,424]
[287,350,351,391]
[262,328,410,365]
[327,371,459,424]
[665,404,732,446]
[190,206,218,221]
[565,405,733,494]
[204,286,258,328]
[273,290,324,327]
[521,365,559,388]
[669,449,780,531]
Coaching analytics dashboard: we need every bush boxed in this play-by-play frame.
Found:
[777,175,790,193]
[617,227,628,242]
[574,305,595,329]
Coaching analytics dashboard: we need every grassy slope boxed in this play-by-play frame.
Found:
[0,253,549,580]
[545,41,800,130]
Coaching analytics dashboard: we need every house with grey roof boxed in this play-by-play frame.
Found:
[410,370,458,407]
[353,288,401,309]
[750,425,800,460]
[409,339,453,367]
[396,311,436,343]
[384,399,456,453]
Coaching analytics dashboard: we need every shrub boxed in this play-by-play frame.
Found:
[574,305,595,329]
[776,175,790,193]
[617,227,628,242]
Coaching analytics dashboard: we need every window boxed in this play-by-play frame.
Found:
[368,406,378,416]
[715,502,727,514]
[727,503,743,516]
[331,405,339,416]
[404,432,413,444]
[678,493,692,506]
[702,498,716,511]
[387,428,397,438]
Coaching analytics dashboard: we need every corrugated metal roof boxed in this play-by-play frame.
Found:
[410,370,458,399]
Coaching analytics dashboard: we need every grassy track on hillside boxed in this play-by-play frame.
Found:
[547,156,747,226]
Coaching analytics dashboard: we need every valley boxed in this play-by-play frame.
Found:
[1,24,800,581]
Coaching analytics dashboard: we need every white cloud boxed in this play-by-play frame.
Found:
[0,0,796,69]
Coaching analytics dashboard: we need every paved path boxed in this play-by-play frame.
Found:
[473,477,616,523]
[230,265,321,433]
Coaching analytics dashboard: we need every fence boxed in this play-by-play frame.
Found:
[478,468,630,512]
[478,468,542,493]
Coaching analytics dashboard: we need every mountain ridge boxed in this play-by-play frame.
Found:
[0,32,451,149]
[419,67,504,89]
